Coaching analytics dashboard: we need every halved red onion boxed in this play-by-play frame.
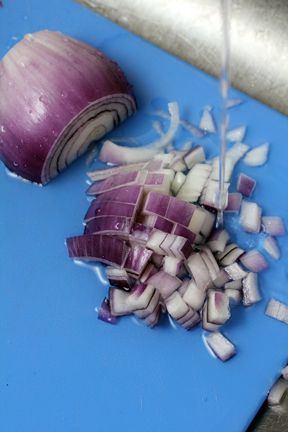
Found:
[147,270,182,299]
[262,216,286,236]
[177,163,211,203]
[268,378,288,406]
[98,297,118,324]
[204,332,236,362]
[224,262,247,280]
[265,298,288,324]
[0,31,135,183]
[106,267,133,291]
[207,290,231,325]
[183,145,206,169]
[226,126,246,142]
[240,201,262,233]
[182,279,207,311]
[186,253,212,291]
[240,250,268,272]
[66,234,130,267]
[199,106,216,133]
[237,173,256,197]
[216,243,244,266]
[163,256,183,276]
[171,172,186,195]
[207,229,230,253]
[263,236,280,260]
[225,192,242,213]
[243,143,269,167]
[242,272,261,306]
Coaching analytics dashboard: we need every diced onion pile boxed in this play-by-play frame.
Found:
[66,102,286,362]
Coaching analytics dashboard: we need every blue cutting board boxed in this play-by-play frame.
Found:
[1,1,288,431]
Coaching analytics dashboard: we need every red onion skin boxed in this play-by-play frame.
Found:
[0,31,135,183]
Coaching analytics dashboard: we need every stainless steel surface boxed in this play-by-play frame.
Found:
[80,0,288,117]
[79,1,288,430]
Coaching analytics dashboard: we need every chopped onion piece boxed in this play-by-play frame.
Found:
[186,253,212,291]
[87,162,146,181]
[225,289,242,305]
[147,270,182,299]
[184,145,206,169]
[67,234,129,268]
[201,301,220,332]
[165,291,189,320]
[177,279,190,296]
[177,163,212,203]
[226,98,243,108]
[172,224,196,243]
[268,379,288,406]
[201,252,219,282]
[183,279,207,311]
[265,299,288,324]
[237,173,256,197]
[163,256,183,276]
[207,290,231,325]
[226,126,246,143]
[127,284,156,311]
[199,107,216,133]
[154,217,174,233]
[139,263,158,284]
[85,200,136,222]
[240,201,262,233]
[213,269,231,288]
[224,280,242,290]
[262,216,286,236]
[106,267,132,291]
[188,207,208,235]
[109,288,133,316]
[200,179,229,209]
[240,250,268,272]
[134,289,160,319]
[243,143,269,166]
[225,193,242,213]
[86,170,146,195]
[204,332,236,362]
[210,142,250,182]
[98,298,117,324]
[171,172,186,195]
[84,216,132,237]
[144,305,161,327]
[224,262,247,280]
[263,236,280,260]
[242,273,261,306]
[151,253,164,268]
[207,229,230,253]
[146,230,167,255]
[217,243,244,266]
[124,245,152,276]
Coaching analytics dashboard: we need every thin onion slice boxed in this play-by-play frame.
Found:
[243,143,269,167]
